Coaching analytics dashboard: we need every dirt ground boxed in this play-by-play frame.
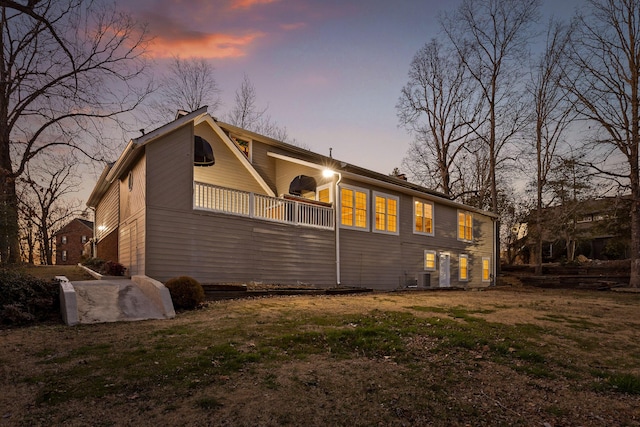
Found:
[1,287,640,426]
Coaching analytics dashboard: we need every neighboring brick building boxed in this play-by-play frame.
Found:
[54,218,93,265]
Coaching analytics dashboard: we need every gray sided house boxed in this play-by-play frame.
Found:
[87,108,498,290]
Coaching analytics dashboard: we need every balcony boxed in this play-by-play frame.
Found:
[194,182,335,230]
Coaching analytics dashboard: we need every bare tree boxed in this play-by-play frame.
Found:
[564,0,640,286]
[441,0,541,213]
[226,74,300,145]
[528,20,576,273]
[227,74,267,130]
[148,56,221,124]
[397,39,483,197]
[0,0,152,264]
[18,154,83,265]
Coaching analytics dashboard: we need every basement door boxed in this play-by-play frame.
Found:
[439,252,451,287]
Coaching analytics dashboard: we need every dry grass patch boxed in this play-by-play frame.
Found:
[1,288,640,426]
[16,264,95,281]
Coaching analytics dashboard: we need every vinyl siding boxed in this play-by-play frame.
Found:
[119,156,146,222]
[337,179,495,290]
[146,124,194,211]
[95,181,119,240]
[119,210,145,276]
[193,123,267,194]
[250,139,277,192]
[273,159,333,198]
[145,206,335,285]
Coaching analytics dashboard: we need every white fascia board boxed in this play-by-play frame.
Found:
[88,107,210,207]
[107,108,209,184]
[86,163,113,208]
[267,151,330,171]
[196,115,276,197]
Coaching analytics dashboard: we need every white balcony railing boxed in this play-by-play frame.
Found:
[194,182,334,230]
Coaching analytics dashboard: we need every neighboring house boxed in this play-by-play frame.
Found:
[521,196,630,263]
[54,218,93,265]
[86,108,498,290]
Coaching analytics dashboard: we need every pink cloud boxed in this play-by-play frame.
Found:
[147,31,265,59]
[229,0,279,10]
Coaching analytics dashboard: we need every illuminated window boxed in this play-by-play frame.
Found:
[414,199,434,235]
[341,185,368,230]
[373,192,399,234]
[458,211,473,241]
[424,250,436,271]
[231,135,251,160]
[459,254,469,281]
[482,257,491,282]
[316,184,332,204]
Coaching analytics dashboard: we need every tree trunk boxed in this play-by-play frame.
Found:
[629,162,640,287]
[0,140,19,264]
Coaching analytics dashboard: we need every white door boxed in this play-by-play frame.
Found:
[439,253,450,287]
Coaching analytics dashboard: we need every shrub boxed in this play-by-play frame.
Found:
[165,276,205,310]
[101,261,126,276]
[82,257,105,269]
[81,258,126,276]
[0,269,59,325]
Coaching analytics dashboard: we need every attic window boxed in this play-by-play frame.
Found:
[194,136,215,167]
[289,175,317,198]
[231,135,251,159]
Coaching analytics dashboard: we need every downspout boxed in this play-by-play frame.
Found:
[335,172,342,286]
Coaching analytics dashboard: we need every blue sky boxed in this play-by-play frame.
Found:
[115,0,581,178]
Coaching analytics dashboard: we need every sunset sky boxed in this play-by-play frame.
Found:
[114,0,581,177]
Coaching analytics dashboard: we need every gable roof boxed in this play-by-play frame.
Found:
[54,218,94,235]
[214,120,497,218]
[87,108,497,219]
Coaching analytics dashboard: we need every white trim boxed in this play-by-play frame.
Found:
[424,250,437,271]
[267,151,330,171]
[197,115,276,197]
[372,191,399,235]
[339,183,369,231]
[230,134,252,163]
[316,183,334,203]
[457,210,473,242]
[459,254,469,282]
[266,152,496,221]
[413,198,435,236]
[482,257,492,282]
[340,170,498,219]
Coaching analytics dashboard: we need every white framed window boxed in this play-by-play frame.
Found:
[61,236,67,244]
[316,183,333,204]
[340,185,369,231]
[424,250,436,271]
[61,250,67,262]
[231,135,252,162]
[81,235,88,244]
[459,254,469,281]
[414,199,434,235]
[373,191,399,235]
[458,211,473,242]
[482,257,491,282]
